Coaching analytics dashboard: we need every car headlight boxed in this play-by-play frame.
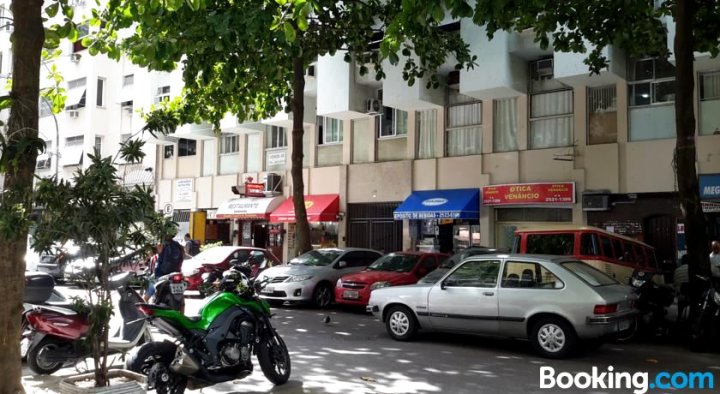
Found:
[287,275,313,282]
[336,278,343,287]
[370,281,391,290]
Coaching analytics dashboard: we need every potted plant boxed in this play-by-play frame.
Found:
[32,143,156,392]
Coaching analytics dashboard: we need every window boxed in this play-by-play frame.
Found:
[178,138,196,157]
[318,116,343,144]
[36,157,52,170]
[493,98,518,152]
[220,134,239,154]
[599,235,614,259]
[529,90,573,149]
[446,93,482,156]
[588,85,617,144]
[65,78,87,110]
[526,233,574,255]
[73,23,89,53]
[94,136,102,155]
[580,233,599,256]
[699,71,720,135]
[628,58,676,141]
[501,261,563,289]
[561,261,619,286]
[68,78,86,90]
[266,126,287,148]
[342,251,375,268]
[96,77,105,107]
[122,74,134,86]
[444,260,500,288]
[164,145,174,159]
[378,107,408,138]
[417,109,437,159]
[155,86,170,104]
[65,135,84,146]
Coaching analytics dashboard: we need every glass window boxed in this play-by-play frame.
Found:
[178,138,196,157]
[164,145,174,159]
[417,109,437,159]
[94,136,102,155]
[220,134,239,154]
[96,77,105,107]
[526,234,574,255]
[611,238,625,261]
[580,233,599,256]
[444,260,500,288]
[65,135,84,146]
[290,249,343,267]
[529,90,573,149]
[155,85,170,104]
[122,74,134,86]
[319,117,343,144]
[628,58,676,141]
[446,101,482,156]
[699,71,720,135]
[561,261,619,286]
[599,236,614,259]
[501,261,564,289]
[266,126,287,148]
[378,107,408,137]
[633,244,646,266]
[588,85,617,144]
[340,251,371,268]
[365,253,420,272]
[493,98,518,152]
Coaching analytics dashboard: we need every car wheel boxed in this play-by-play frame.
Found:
[312,283,333,308]
[531,318,578,359]
[385,305,417,341]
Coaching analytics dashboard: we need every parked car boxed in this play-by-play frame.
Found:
[335,252,448,307]
[62,249,145,284]
[256,248,383,307]
[182,246,281,291]
[367,254,637,358]
[418,246,506,285]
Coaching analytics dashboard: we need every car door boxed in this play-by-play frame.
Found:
[427,259,501,334]
[414,255,438,280]
[331,251,368,282]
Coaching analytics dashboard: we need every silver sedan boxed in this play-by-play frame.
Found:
[367,254,637,358]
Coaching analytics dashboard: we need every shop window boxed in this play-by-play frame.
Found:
[493,98,518,152]
[699,71,720,135]
[446,91,481,156]
[501,261,563,289]
[526,233,574,255]
[377,106,408,138]
[416,109,437,159]
[588,85,617,144]
[178,138,196,157]
[628,57,676,141]
[529,89,573,149]
[164,145,174,159]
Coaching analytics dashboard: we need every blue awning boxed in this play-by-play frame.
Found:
[394,188,480,220]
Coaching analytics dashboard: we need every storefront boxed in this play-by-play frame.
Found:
[215,196,285,251]
[700,174,720,241]
[482,182,576,250]
[394,188,481,253]
[203,209,231,245]
[269,194,341,255]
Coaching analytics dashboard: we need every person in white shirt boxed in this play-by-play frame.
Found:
[711,241,720,278]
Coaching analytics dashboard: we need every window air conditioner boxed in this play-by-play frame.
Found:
[263,173,282,194]
[534,58,553,80]
[67,109,80,118]
[582,194,610,211]
[70,53,81,63]
[366,98,382,114]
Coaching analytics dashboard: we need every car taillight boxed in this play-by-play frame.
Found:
[138,305,155,316]
[593,304,618,315]
[171,274,183,283]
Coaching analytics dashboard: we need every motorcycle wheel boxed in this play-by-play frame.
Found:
[258,333,291,385]
[27,337,66,375]
[127,342,187,394]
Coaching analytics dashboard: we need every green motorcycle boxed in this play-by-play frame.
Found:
[128,266,290,393]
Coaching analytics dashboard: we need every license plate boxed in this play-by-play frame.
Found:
[343,290,359,300]
[261,286,274,294]
[619,319,631,331]
[170,283,185,294]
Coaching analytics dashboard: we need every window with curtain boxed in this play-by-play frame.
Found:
[628,58,676,141]
[529,90,573,149]
[416,109,437,159]
[378,107,408,137]
[493,98,517,152]
[588,85,618,144]
[700,71,720,135]
[446,101,482,156]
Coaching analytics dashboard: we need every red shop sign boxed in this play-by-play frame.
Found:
[245,182,266,197]
[482,182,575,206]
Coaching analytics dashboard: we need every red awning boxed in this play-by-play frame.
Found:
[269,194,340,223]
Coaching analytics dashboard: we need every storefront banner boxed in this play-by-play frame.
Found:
[482,182,575,206]
[245,182,266,197]
[269,194,340,223]
[394,188,480,220]
[700,174,720,200]
[216,196,285,220]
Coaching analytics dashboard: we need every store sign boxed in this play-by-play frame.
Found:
[422,198,448,207]
[482,182,575,206]
[206,209,218,220]
[174,179,193,203]
[267,150,287,166]
[699,174,720,200]
[245,182,266,197]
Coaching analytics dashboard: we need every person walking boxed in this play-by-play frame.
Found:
[184,233,201,256]
[143,243,163,302]
[710,240,720,278]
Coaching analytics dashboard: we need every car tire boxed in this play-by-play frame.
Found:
[312,283,333,308]
[530,317,578,359]
[385,305,417,341]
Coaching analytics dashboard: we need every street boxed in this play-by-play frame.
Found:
[21,290,720,394]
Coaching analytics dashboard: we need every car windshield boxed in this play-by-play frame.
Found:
[289,249,342,266]
[439,249,493,269]
[365,254,419,272]
[418,269,446,284]
[561,261,619,286]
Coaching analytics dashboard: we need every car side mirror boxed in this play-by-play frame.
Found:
[440,280,447,290]
[337,261,347,269]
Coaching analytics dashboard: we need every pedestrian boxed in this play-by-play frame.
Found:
[184,233,201,256]
[674,254,690,321]
[143,243,163,303]
[710,240,720,278]
[157,234,185,278]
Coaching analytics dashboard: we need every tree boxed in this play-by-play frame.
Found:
[471,0,716,296]
[91,0,476,256]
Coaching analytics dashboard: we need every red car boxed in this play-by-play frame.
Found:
[181,246,281,292]
[335,252,448,307]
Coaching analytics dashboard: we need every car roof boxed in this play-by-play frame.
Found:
[514,225,653,248]
[463,253,580,265]
[388,251,447,256]
[315,247,382,253]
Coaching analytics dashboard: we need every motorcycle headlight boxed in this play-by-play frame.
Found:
[287,275,313,282]
[713,291,720,305]
[370,281,391,290]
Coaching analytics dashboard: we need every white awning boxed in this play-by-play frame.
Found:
[65,88,86,110]
[216,196,285,220]
[61,146,83,167]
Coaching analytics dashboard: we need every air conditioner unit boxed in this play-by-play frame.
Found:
[263,173,282,194]
[366,98,382,114]
[70,53,81,63]
[67,109,80,118]
[582,194,610,211]
[534,58,553,80]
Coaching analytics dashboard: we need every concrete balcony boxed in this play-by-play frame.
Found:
[317,52,377,119]
[665,17,720,72]
[167,122,217,140]
[262,96,317,129]
[219,114,266,134]
[381,58,445,111]
[554,43,627,87]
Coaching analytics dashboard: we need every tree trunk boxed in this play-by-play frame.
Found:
[0,1,44,393]
[673,0,710,299]
[290,56,312,256]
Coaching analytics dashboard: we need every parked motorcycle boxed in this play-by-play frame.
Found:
[21,272,75,360]
[24,272,153,374]
[688,275,720,352]
[616,269,675,342]
[128,265,290,393]
[153,271,187,311]
[197,258,257,298]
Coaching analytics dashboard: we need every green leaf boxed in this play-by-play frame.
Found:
[46,3,59,18]
[283,22,296,42]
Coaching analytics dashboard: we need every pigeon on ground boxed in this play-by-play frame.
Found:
[322,315,332,325]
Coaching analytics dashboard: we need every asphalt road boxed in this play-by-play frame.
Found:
[21,290,720,394]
